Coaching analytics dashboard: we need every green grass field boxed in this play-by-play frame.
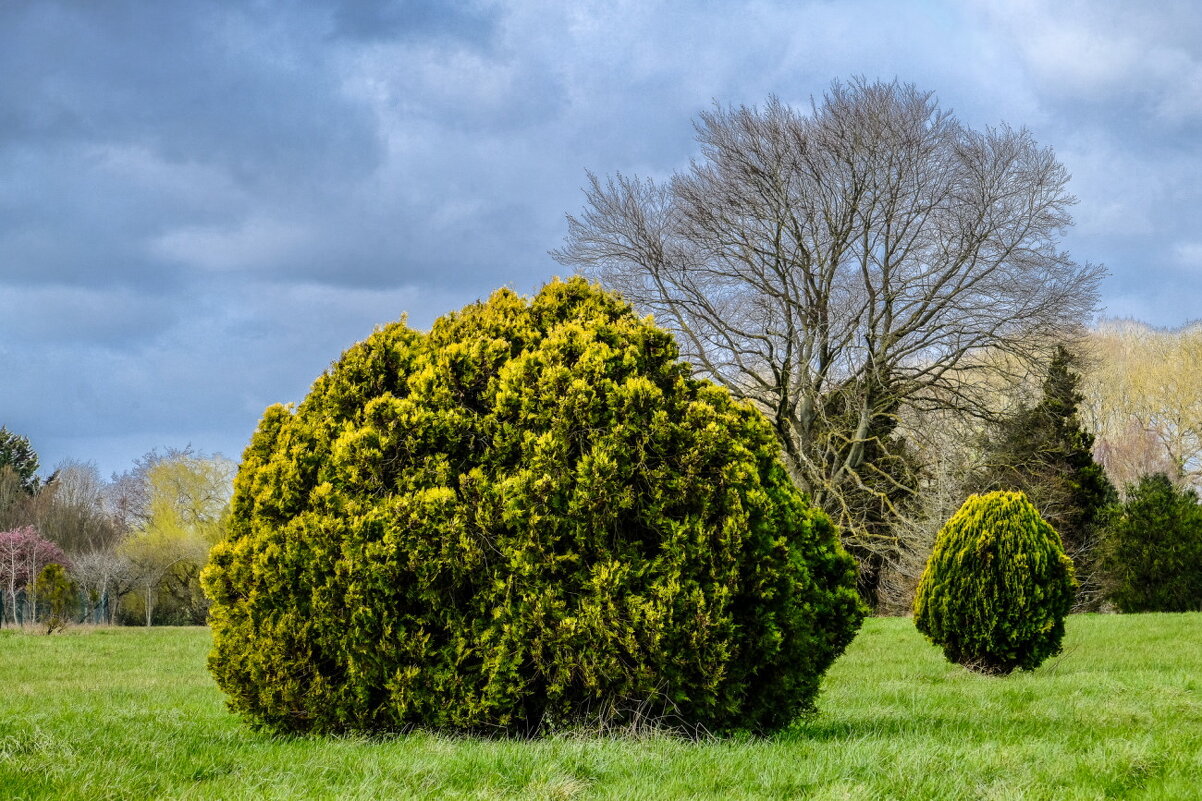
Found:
[2,615,1200,800]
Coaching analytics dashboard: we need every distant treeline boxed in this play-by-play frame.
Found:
[0,432,232,628]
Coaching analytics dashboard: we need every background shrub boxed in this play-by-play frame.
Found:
[33,563,76,634]
[1101,473,1202,612]
[203,277,865,735]
[913,491,1075,674]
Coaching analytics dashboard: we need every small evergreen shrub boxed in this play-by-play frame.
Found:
[33,563,76,634]
[913,491,1076,675]
[203,277,865,735]
[1101,474,1202,613]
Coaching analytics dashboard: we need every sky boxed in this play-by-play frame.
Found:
[1,0,1200,478]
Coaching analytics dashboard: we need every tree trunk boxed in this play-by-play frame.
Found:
[6,584,17,626]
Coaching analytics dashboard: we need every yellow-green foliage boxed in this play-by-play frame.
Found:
[202,278,864,735]
[913,491,1076,675]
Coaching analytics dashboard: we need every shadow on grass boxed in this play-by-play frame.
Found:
[789,712,960,742]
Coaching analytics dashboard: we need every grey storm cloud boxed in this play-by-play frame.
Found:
[328,0,500,45]
[1,0,1201,476]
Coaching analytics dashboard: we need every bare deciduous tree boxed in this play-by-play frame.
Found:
[1084,319,1202,493]
[554,78,1104,603]
[71,548,136,624]
[35,460,121,555]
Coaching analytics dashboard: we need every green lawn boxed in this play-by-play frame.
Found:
[1,615,1200,800]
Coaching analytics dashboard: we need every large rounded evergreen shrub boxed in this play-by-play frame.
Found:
[203,277,864,735]
[913,491,1075,675]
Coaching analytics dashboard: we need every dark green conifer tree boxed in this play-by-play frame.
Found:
[0,427,40,494]
[1101,473,1202,612]
[977,347,1115,606]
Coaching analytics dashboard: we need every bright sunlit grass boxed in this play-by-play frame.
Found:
[2,615,1200,799]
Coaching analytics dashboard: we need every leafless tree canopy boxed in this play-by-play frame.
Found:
[554,79,1104,582]
[37,461,122,554]
[1084,319,1202,494]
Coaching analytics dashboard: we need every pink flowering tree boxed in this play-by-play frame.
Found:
[0,526,67,626]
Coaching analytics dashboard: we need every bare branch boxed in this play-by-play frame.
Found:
[553,79,1104,603]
